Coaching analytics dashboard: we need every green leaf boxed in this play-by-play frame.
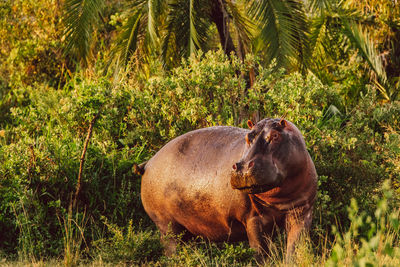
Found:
[250,0,309,70]
[342,21,390,100]
[63,0,105,63]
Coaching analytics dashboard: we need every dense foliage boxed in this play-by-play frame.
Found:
[0,0,400,266]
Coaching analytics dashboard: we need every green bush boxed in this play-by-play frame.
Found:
[165,241,255,267]
[0,75,148,257]
[123,51,249,149]
[93,219,163,264]
[326,180,400,266]
[0,0,67,129]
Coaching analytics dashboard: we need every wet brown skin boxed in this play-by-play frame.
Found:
[140,118,317,260]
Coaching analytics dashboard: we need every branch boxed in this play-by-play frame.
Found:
[73,113,99,209]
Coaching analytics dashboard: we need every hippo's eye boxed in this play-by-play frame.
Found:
[266,132,280,143]
[272,132,279,140]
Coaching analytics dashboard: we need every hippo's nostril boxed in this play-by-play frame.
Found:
[233,162,243,171]
[248,161,254,169]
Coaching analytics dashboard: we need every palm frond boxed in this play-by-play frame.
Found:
[190,0,212,55]
[309,13,327,57]
[308,4,370,81]
[250,0,309,70]
[225,0,254,56]
[161,27,178,69]
[161,0,210,68]
[308,13,328,77]
[107,0,167,74]
[147,0,164,47]
[189,0,200,55]
[250,0,280,61]
[161,1,190,67]
[108,3,150,73]
[308,12,343,78]
[343,21,389,99]
[63,0,105,63]
[306,0,333,13]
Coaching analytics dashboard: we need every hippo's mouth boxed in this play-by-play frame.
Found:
[236,183,276,194]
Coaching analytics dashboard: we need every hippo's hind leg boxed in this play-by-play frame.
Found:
[157,219,193,256]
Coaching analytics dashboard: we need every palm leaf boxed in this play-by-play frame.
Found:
[309,13,327,58]
[108,1,163,74]
[250,0,309,70]
[63,0,105,63]
[308,13,329,78]
[308,4,369,83]
[109,8,143,67]
[161,0,211,68]
[225,0,254,56]
[189,0,199,55]
[147,0,164,47]
[161,0,191,67]
[306,0,333,13]
[343,21,389,99]
[190,0,211,55]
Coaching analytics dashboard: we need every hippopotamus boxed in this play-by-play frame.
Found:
[138,118,317,260]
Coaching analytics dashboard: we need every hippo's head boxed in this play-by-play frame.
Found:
[231,118,308,194]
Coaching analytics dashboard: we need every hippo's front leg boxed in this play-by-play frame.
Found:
[285,207,313,262]
[245,216,270,260]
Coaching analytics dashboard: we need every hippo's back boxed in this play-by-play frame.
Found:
[145,126,246,176]
[140,126,249,240]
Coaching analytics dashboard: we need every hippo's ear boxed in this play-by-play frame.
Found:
[247,120,254,129]
[280,119,287,128]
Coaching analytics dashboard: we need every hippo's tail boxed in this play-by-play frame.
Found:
[133,161,148,176]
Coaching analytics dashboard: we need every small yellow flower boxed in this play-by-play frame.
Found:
[0,130,5,137]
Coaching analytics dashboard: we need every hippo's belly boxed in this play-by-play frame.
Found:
[141,126,250,240]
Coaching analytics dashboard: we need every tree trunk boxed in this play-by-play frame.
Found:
[210,0,236,56]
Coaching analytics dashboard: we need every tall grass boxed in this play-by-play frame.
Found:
[11,201,36,262]
[325,181,400,267]
[57,206,88,267]
[2,205,399,266]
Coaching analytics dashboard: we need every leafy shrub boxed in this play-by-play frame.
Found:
[0,75,148,257]
[0,0,67,129]
[93,219,163,264]
[326,180,400,266]
[122,51,249,149]
[163,240,254,267]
